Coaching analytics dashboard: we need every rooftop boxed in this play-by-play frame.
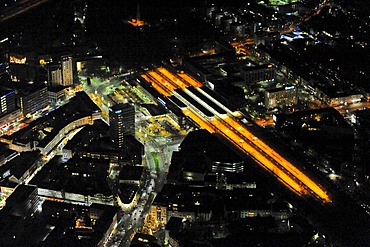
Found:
[119,165,144,181]
[5,92,100,146]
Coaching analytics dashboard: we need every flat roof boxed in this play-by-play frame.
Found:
[176,89,213,117]
[119,165,144,180]
[188,87,226,115]
[6,184,37,206]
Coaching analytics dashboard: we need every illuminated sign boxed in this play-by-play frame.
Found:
[2,170,10,178]
[9,56,26,64]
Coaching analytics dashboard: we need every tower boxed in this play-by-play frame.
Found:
[109,103,135,149]
[136,4,140,22]
[49,64,62,87]
[61,55,73,86]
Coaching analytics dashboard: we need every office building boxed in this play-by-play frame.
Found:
[48,87,66,105]
[48,55,74,88]
[109,103,135,149]
[6,184,40,219]
[240,64,276,84]
[265,85,298,109]
[61,55,74,86]
[49,64,62,87]
[0,88,16,117]
[19,86,49,117]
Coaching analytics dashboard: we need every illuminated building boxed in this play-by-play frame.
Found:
[49,64,62,87]
[109,103,135,149]
[264,85,298,109]
[0,88,16,117]
[150,205,167,223]
[211,161,244,173]
[0,109,22,135]
[48,55,74,88]
[37,115,94,155]
[9,55,26,64]
[39,201,119,246]
[48,87,66,106]
[167,205,195,222]
[315,85,363,107]
[116,184,140,210]
[61,55,74,86]
[19,86,49,117]
[240,64,276,84]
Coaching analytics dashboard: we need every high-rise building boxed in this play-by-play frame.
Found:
[49,64,62,87]
[61,55,73,86]
[109,103,135,149]
[48,56,74,88]
[0,88,16,117]
[19,86,49,117]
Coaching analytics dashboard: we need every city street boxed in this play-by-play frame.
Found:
[79,73,186,246]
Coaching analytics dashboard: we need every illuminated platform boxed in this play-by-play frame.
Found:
[141,67,203,98]
[140,67,331,203]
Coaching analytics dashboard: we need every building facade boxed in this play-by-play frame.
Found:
[19,86,49,117]
[49,65,62,87]
[240,64,276,84]
[0,89,16,117]
[264,85,298,109]
[61,56,73,86]
[109,103,135,149]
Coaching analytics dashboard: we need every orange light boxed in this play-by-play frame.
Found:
[177,73,203,87]
[144,66,331,203]
[181,108,331,203]
[220,116,331,203]
[183,109,215,133]
[127,19,144,27]
[140,74,171,97]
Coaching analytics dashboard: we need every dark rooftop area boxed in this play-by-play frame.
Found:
[5,184,37,207]
[119,165,144,181]
[30,155,111,197]
[0,151,40,182]
[118,183,139,204]
[178,129,244,164]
